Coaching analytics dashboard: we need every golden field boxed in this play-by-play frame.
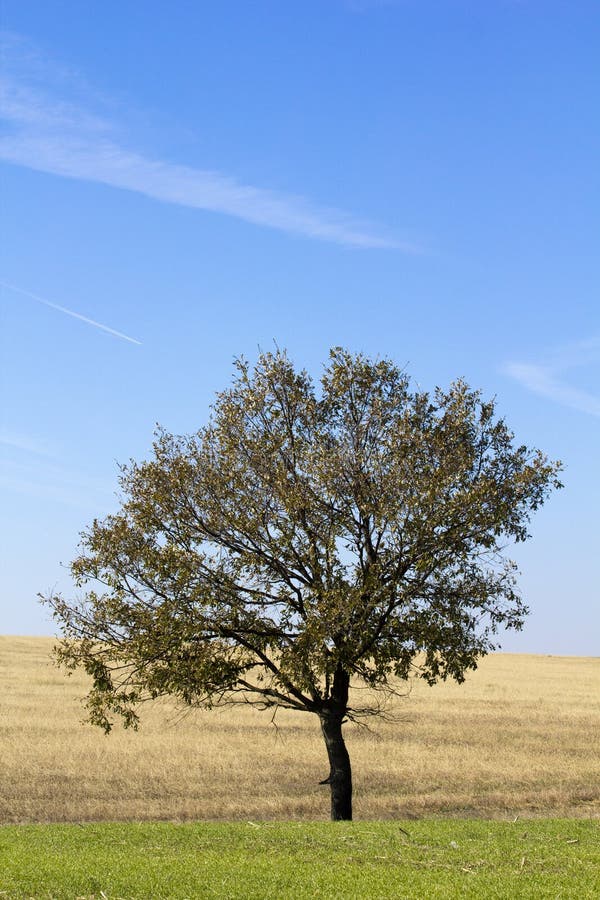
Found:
[1,635,599,824]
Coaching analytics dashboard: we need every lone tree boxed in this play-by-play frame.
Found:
[44,348,561,820]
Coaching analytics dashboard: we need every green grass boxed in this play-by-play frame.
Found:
[1,820,598,899]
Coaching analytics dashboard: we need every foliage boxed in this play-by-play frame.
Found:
[45,347,561,735]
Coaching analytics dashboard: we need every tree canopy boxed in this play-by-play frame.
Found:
[45,347,562,819]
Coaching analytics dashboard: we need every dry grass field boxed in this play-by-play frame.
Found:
[1,635,599,824]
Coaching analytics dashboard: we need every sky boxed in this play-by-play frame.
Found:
[0,1,598,654]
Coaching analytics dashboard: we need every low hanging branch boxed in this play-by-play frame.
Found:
[43,347,562,820]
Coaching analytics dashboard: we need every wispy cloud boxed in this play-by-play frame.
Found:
[0,426,115,507]
[0,456,116,508]
[0,32,416,251]
[0,281,142,344]
[503,336,600,417]
[0,429,56,457]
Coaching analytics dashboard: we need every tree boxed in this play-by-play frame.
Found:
[44,348,562,821]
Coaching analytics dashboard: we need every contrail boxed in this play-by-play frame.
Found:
[0,280,142,345]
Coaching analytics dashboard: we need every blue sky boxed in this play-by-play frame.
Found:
[1,1,598,653]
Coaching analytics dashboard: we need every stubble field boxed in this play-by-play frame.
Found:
[1,635,599,824]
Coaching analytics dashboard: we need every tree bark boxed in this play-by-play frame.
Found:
[319,665,352,820]
[320,712,353,820]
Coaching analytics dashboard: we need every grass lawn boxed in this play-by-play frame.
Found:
[1,819,598,899]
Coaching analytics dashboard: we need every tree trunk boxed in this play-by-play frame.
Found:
[320,712,353,820]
